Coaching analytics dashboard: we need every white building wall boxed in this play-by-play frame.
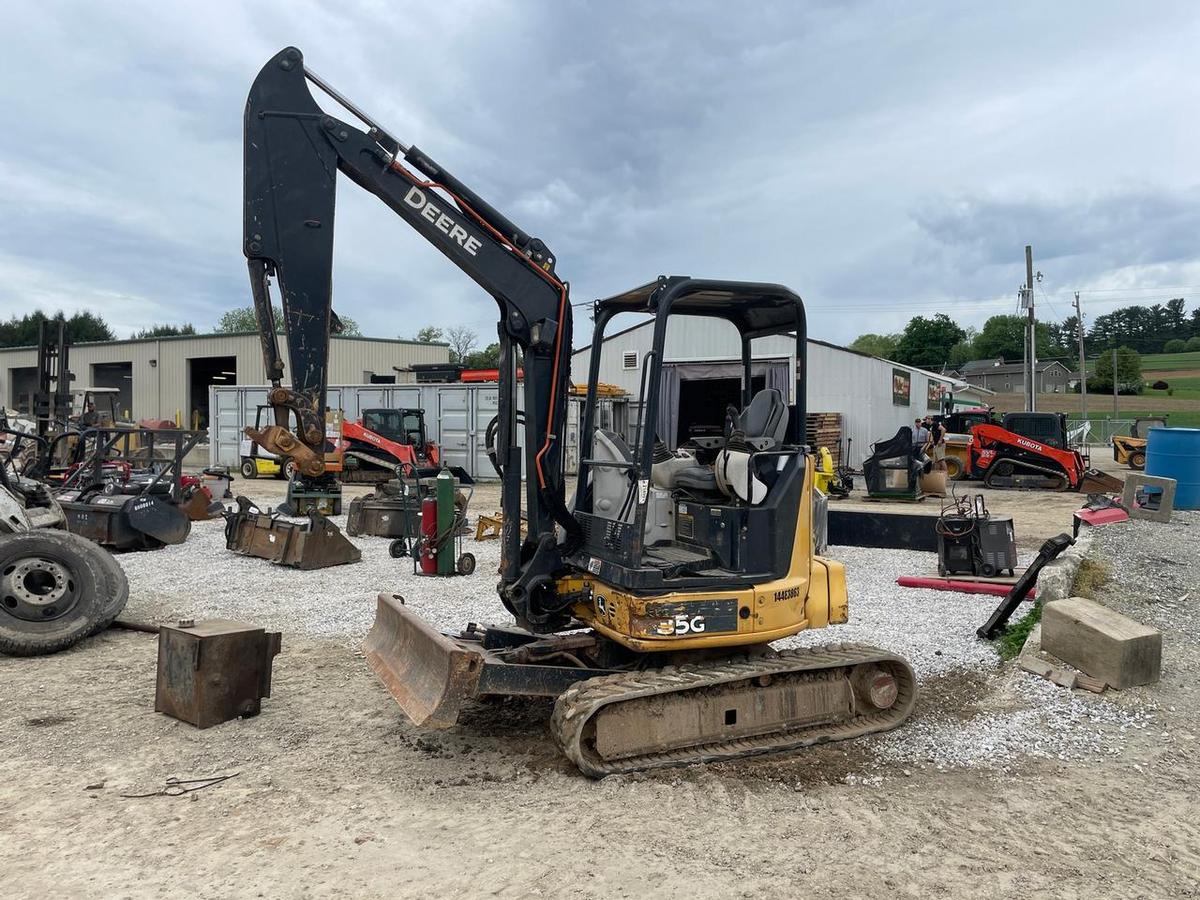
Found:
[571,318,965,466]
[0,333,450,423]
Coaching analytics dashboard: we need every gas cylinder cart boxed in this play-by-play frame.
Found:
[389,466,475,577]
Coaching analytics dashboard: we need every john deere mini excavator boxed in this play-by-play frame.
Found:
[243,48,915,776]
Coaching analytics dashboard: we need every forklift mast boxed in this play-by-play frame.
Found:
[34,319,71,437]
[243,47,576,624]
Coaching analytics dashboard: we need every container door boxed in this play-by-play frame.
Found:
[472,386,501,479]
[437,389,471,473]
[211,388,244,466]
[350,387,391,422]
[564,397,581,475]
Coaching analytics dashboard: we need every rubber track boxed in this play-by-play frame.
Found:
[551,643,917,777]
[984,459,1068,491]
[345,450,400,472]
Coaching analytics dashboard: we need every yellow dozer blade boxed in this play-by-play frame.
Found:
[363,593,485,728]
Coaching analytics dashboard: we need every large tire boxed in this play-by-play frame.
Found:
[240,459,258,479]
[944,457,964,480]
[82,542,129,635]
[0,531,115,656]
[1129,451,1146,471]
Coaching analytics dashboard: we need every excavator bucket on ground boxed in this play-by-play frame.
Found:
[363,593,483,728]
[224,496,360,569]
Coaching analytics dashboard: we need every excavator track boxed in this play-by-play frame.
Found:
[551,643,916,777]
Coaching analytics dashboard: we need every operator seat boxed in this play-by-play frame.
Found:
[673,388,788,495]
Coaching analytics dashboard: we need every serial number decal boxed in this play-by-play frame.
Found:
[773,586,800,602]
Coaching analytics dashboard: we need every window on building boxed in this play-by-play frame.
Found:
[622,351,638,370]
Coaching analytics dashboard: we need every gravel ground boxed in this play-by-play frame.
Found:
[1091,508,1199,652]
[115,508,1148,776]
[6,495,1198,898]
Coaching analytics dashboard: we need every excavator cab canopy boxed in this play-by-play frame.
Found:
[572,277,809,593]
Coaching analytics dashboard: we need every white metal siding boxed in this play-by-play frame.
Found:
[571,319,963,466]
[0,334,449,424]
[209,382,534,480]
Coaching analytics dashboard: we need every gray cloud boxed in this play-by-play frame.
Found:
[0,0,1197,345]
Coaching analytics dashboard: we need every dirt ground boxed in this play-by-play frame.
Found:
[3,468,1199,898]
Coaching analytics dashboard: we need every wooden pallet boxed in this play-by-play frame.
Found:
[805,412,843,465]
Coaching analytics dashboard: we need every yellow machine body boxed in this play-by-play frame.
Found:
[1112,434,1147,470]
[567,455,848,652]
[812,446,839,495]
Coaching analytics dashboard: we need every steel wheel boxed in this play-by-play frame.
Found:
[0,532,112,656]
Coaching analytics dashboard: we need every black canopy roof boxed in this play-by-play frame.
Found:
[595,276,806,339]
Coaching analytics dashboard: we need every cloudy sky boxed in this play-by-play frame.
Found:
[2,1,1197,348]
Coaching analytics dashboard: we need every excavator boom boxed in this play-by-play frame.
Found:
[243,47,575,625]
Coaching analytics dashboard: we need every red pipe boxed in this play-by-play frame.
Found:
[896,575,1036,599]
[459,368,523,383]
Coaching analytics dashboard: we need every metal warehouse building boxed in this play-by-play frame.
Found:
[570,316,991,467]
[0,332,449,429]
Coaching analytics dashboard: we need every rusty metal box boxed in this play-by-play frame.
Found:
[155,619,282,728]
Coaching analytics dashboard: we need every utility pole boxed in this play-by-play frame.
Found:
[1075,291,1087,442]
[1021,245,1036,412]
[1112,347,1119,418]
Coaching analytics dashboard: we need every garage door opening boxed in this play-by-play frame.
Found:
[7,366,38,413]
[189,356,237,430]
[676,375,765,446]
[91,362,133,421]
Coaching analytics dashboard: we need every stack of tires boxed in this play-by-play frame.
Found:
[0,531,129,656]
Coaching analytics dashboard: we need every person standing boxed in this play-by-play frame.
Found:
[912,418,930,451]
[928,416,947,470]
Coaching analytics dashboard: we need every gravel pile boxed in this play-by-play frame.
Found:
[116,522,1147,772]
[1090,509,1199,650]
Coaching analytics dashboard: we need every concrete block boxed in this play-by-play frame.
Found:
[1121,474,1177,523]
[1042,597,1161,689]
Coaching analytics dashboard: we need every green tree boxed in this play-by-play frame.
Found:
[215,305,358,335]
[947,340,975,368]
[462,343,501,369]
[331,312,361,336]
[848,333,901,360]
[133,323,197,339]
[1186,335,1200,352]
[972,315,1052,362]
[412,326,444,343]
[217,305,281,333]
[893,314,965,369]
[1091,346,1142,394]
[0,310,115,347]
[1164,338,1188,354]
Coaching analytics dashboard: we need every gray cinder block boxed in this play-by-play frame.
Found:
[1041,597,1161,689]
[1121,474,1176,523]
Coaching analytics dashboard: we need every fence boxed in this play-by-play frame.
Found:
[1066,418,1135,447]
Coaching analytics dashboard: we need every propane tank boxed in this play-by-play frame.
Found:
[419,495,438,574]
[436,466,456,576]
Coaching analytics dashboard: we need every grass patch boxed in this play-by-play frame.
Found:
[996,602,1042,661]
[1072,558,1112,598]
[1139,351,1200,372]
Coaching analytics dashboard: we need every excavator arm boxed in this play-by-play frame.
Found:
[243,47,576,626]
